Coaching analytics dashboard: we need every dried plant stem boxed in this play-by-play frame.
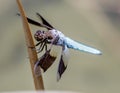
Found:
[16,0,44,90]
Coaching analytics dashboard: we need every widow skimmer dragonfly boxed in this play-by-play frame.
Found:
[24,13,102,81]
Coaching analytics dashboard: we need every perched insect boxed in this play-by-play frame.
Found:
[26,13,102,81]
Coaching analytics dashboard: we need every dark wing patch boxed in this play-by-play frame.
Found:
[27,17,44,27]
[17,13,43,27]
[17,12,52,29]
[36,13,54,30]
[57,55,67,81]
[34,49,56,75]
[57,45,69,81]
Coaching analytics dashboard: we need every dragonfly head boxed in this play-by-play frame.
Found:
[34,30,46,41]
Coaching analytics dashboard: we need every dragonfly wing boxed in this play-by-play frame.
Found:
[65,37,102,55]
[36,13,54,30]
[17,13,45,27]
[57,45,69,81]
[27,17,44,27]
[34,49,57,76]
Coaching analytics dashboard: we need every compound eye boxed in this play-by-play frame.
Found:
[34,30,41,41]
[34,30,45,41]
[36,30,42,34]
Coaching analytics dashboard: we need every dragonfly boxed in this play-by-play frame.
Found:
[25,13,102,81]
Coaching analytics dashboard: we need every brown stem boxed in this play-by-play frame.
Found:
[16,0,44,90]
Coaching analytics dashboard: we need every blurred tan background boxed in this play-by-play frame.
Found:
[0,0,120,93]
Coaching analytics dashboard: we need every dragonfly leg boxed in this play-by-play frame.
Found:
[28,41,43,51]
[38,42,44,50]
[35,39,47,52]
[45,44,47,51]
[37,42,47,53]
[35,41,42,46]
[28,41,43,50]
[36,42,44,53]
